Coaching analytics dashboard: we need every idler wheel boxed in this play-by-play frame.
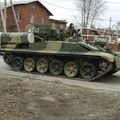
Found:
[36,58,48,74]
[24,58,35,72]
[80,63,97,79]
[12,57,23,70]
[64,61,78,77]
[50,60,63,75]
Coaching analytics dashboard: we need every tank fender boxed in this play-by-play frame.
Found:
[83,52,115,62]
[99,52,114,62]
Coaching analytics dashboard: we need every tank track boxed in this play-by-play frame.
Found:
[8,63,113,82]
[3,52,114,82]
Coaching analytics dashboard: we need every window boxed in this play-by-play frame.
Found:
[30,15,35,23]
[32,5,36,11]
[16,12,22,22]
[41,16,45,24]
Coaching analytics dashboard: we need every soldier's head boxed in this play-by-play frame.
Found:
[70,23,74,28]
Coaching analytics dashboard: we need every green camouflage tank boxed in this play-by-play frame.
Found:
[0,32,120,81]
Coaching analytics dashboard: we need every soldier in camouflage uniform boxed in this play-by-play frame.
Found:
[59,25,65,41]
[51,23,57,40]
[66,23,76,38]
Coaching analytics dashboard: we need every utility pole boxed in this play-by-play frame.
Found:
[1,0,20,32]
[109,17,112,35]
[117,22,120,33]
[116,22,120,41]
[0,1,6,32]
[4,0,7,32]
[10,0,20,32]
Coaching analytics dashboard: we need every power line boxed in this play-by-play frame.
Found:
[40,0,120,12]
[39,0,120,22]
[0,0,119,22]
[53,13,120,22]
[39,0,120,11]
[105,2,120,4]
[39,0,78,11]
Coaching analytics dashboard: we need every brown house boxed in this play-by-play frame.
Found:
[1,0,53,32]
[82,28,111,42]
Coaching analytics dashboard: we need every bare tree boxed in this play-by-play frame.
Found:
[75,0,105,28]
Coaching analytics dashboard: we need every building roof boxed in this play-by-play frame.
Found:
[49,18,67,24]
[6,0,53,16]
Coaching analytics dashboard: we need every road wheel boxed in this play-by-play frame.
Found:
[24,58,35,72]
[50,60,63,75]
[80,63,97,79]
[64,61,78,77]
[3,52,12,63]
[36,58,48,74]
[99,60,109,71]
[12,57,23,70]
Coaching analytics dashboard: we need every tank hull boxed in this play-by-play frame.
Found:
[0,32,120,81]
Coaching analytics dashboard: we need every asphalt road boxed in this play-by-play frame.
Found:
[0,56,120,92]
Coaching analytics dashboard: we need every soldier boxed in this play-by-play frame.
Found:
[51,23,57,40]
[59,24,65,41]
[76,29,81,37]
[66,23,76,38]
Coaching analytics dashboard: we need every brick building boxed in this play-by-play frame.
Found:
[0,0,67,32]
[7,0,52,32]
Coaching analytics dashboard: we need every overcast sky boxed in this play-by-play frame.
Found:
[1,0,120,28]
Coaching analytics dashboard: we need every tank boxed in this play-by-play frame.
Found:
[0,32,120,81]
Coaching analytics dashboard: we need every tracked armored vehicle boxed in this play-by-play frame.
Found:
[0,32,120,81]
